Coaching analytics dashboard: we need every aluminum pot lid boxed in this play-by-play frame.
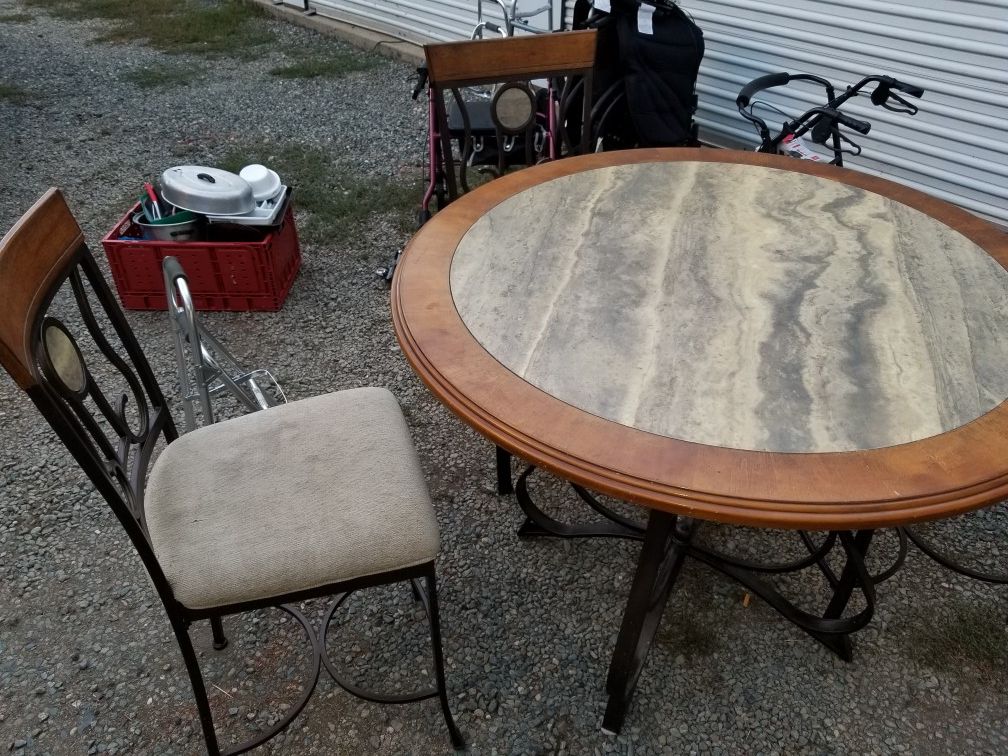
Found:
[161,165,255,216]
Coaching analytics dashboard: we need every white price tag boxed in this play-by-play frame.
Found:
[779,134,822,161]
[594,0,611,11]
[637,4,655,35]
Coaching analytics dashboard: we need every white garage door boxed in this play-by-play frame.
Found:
[294,0,1007,224]
[305,0,564,44]
[678,0,1008,224]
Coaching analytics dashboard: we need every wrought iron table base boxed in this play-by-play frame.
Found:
[503,462,1005,732]
[496,446,514,496]
[515,464,646,540]
[508,465,884,734]
[901,526,1008,585]
[602,514,877,732]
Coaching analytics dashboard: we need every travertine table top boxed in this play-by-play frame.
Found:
[450,161,1008,453]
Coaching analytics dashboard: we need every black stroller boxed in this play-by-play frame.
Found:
[573,0,704,149]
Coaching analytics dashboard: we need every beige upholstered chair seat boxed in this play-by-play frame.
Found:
[146,388,440,611]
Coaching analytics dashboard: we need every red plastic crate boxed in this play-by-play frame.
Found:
[101,203,301,311]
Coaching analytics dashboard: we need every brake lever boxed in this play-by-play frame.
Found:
[837,131,862,157]
[881,92,919,116]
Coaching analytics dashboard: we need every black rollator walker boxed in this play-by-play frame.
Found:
[737,72,924,165]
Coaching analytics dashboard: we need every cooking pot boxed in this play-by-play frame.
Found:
[133,211,202,242]
[161,165,256,216]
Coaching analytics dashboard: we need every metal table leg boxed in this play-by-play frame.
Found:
[603,511,691,733]
[602,516,879,733]
[496,445,514,495]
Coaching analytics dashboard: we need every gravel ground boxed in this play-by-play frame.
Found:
[1,3,1007,755]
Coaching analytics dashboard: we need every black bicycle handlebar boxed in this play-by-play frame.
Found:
[411,66,429,100]
[897,83,924,98]
[736,72,791,108]
[886,76,924,98]
[870,76,921,102]
[814,107,872,135]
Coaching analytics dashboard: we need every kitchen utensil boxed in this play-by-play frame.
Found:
[205,186,293,228]
[144,182,162,219]
[161,166,255,216]
[239,164,283,202]
[145,209,199,226]
[133,211,202,242]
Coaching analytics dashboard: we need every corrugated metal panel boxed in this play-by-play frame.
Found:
[304,0,564,44]
[306,0,477,43]
[296,0,1007,223]
[563,0,576,29]
[678,0,1008,223]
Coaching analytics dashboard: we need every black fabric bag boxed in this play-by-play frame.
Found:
[574,0,704,148]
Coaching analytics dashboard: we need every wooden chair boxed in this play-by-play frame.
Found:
[0,190,464,754]
[424,29,598,202]
[424,31,597,494]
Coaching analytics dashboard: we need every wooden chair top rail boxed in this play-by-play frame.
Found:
[424,29,598,88]
[0,188,83,390]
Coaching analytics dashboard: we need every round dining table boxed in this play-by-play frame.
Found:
[391,147,1008,732]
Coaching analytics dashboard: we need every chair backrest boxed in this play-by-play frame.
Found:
[0,189,177,588]
[424,30,598,199]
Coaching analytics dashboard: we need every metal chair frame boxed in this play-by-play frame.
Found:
[472,0,556,38]
[0,190,464,755]
[163,256,286,432]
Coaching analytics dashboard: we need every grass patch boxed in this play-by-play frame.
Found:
[0,12,34,22]
[269,51,379,80]
[0,84,29,105]
[906,598,1007,683]
[220,143,420,245]
[122,64,203,89]
[25,0,273,56]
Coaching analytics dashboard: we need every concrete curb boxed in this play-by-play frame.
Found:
[250,0,425,66]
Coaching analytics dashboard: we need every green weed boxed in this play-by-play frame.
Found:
[0,84,29,105]
[122,65,203,89]
[0,12,34,22]
[269,52,378,80]
[906,598,1007,683]
[25,0,272,56]
[220,143,420,245]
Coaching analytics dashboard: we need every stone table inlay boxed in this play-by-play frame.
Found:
[450,161,1008,453]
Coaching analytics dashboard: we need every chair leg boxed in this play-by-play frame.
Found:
[425,572,466,750]
[210,616,228,650]
[168,614,220,755]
